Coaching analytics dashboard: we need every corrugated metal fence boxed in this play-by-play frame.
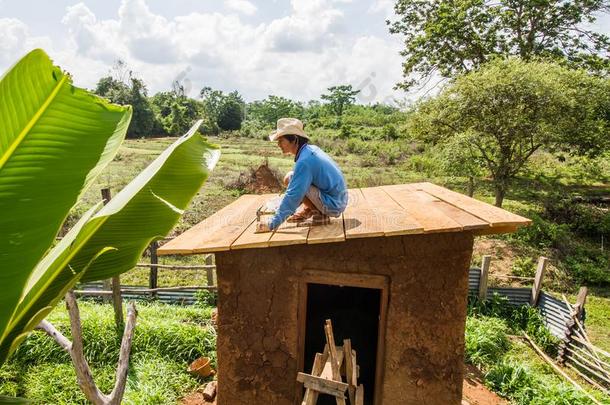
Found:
[468,267,577,339]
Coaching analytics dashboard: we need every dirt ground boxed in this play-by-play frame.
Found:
[229,160,283,194]
[462,364,508,405]
[181,364,507,405]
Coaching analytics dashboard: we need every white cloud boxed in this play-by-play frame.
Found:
[369,0,395,19]
[1,0,405,104]
[225,0,257,16]
[264,0,344,53]
[0,18,53,66]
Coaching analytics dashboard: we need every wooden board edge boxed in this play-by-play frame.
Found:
[473,225,521,236]
[156,247,195,255]
[191,246,231,254]
[344,231,386,239]
[307,235,345,244]
[230,240,272,250]
[268,238,309,248]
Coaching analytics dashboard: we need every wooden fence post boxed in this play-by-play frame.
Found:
[573,286,588,320]
[101,189,112,303]
[478,255,491,300]
[101,188,124,329]
[149,241,158,297]
[530,256,548,306]
[205,254,214,286]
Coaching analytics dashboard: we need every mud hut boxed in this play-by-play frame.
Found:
[159,182,530,405]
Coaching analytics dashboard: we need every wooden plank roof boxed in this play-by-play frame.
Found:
[158,182,531,255]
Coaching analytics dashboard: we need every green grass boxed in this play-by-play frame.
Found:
[466,311,609,404]
[0,301,215,404]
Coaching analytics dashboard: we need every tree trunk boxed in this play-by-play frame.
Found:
[467,176,475,197]
[37,292,138,405]
[494,183,506,207]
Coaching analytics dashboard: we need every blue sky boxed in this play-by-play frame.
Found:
[1,0,608,104]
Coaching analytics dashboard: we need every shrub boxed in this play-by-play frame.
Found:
[512,257,536,278]
[485,359,536,402]
[339,124,353,139]
[382,124,399,140]
[508,214,571,250]
[195,289,218,307]
[465,316,511,368]
[544,194,610,238]
[564,249,610,286]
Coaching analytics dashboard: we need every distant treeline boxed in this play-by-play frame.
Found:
[93,70,402,139]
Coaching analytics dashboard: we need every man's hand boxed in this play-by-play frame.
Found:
[255,221,272,233]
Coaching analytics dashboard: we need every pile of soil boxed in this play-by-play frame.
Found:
[181,391,215,405]
[230,160,283,194]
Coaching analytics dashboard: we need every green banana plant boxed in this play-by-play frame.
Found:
[0,49,220,363]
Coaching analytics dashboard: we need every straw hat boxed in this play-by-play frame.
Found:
[269,118,309,141]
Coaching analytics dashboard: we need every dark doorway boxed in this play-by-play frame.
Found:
[304,283,381,405]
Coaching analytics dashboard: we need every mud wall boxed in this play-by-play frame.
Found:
[215,232,474,405]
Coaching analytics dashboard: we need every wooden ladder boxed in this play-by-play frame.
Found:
[297,319,364,405]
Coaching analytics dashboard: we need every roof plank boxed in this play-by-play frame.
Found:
[343,189,385,239]
[158,194,268,255]
[230,220,274,250]
[415,182,531,228]
[307,215,345,244]
[159,183,531,255]
[360,186,423,236]
[382,184,463,233]
[268,219,310,247]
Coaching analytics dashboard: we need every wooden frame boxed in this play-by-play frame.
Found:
[296,270,390,405]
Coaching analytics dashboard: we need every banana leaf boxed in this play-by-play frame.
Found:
[0,120,220,362]
[0,49,132,340]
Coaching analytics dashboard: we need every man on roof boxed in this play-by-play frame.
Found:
[255,118,348,233]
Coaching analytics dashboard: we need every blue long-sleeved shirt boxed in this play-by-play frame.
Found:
[270,144,348,230]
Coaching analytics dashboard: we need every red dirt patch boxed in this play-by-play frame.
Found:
[473,238,529,287]
[230,160,283,194]
[462,364,508,405]
[180,390,215,405]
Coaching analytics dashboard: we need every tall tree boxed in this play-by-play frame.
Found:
[408,58,610,207]
[388,0,610,89]
[321,85,361,117]
[247,95,304,125]
[150,91,203,136]
[200,87,245,131]
[217,98,244,131]
[95,70,154,138]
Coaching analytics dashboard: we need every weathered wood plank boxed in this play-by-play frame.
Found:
[158,194,268,254]
[297,373,348,398]
[343,189,385,239]
[320,346,344,381]
[307,215,345,244]
[382,184,463,233]
[268,219,310,247]
[392,184,490,230]
[230,219,274,250]
[415,182,531,228]
[360,186,423,236]
[302,353,326,405]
